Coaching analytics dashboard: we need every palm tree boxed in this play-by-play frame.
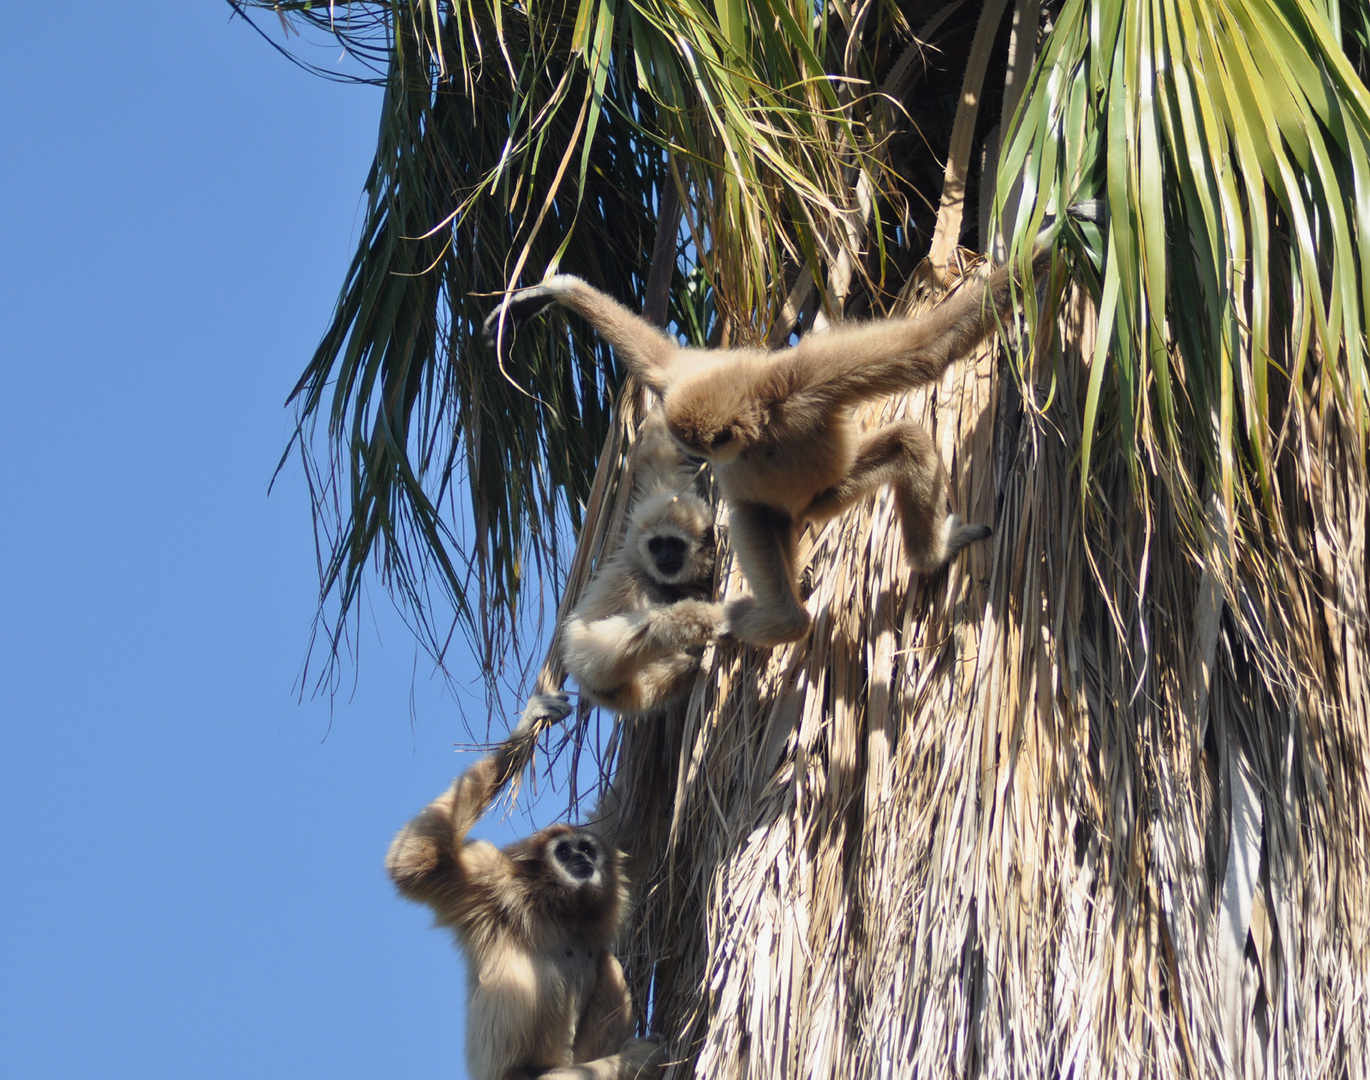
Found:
[235,0,1370,1074]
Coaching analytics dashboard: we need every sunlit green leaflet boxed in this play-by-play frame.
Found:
[998,0,1369,563]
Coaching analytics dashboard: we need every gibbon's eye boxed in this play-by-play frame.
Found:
[710,430,733,449]
[575,839,596,858]
[555,840,574,861]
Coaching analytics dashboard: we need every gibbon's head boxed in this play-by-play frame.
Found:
[508,823,626,926]
[546,827,606,887]
[629,490,715,586]
[663,375,766,464]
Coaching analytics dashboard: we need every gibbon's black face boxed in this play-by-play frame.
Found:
[549,831,601,885]
[646,533,689,578]
[629,492,714,588]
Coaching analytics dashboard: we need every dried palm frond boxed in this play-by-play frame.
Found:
[590,2,1370,1076]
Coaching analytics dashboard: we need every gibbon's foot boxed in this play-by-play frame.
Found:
[720,594,811,647]
[482,285,562,344]
[1038,200,1106,238]
[510,691,574,740]
[908,513,992,572]
[943,513,993,560]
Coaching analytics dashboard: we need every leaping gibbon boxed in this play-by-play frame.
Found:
[487,213,1088,645]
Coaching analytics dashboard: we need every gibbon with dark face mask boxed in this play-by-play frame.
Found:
[386,692,661,1080]
[560,408,721,713]
[486,227,1072,646]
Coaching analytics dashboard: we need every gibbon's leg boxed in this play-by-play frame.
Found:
[723,502,810,645]
[802,421,933,525]
[572,954,635,1062]
[613,653,704,713]
[484,276,679,393]
[564,600,723,701]
[802,421,990,571]
[532,1038,664,1080]
[885,425,991,571]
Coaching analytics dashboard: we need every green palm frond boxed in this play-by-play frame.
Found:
[248,0,667,677]
[238,0,934,679]
[998,0,1369,579]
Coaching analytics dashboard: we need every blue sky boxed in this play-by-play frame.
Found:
[0,5,555,1077]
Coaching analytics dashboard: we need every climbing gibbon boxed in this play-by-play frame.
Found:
[485,231,1066,646]
[560,407,721,713]
[386,692,661,1080]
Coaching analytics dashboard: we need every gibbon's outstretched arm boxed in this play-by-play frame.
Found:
[385,691,572,913]
[778,245,1052,413]
[484,275,680,392]
[387,690,663,1080]
[563,597,722,713]
[484,212,1083,403]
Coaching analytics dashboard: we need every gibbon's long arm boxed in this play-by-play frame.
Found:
[484,275,680,392]
[385,692,573,907]
[571,952,635,1062]
[779,248,1051,412]
[775,199,1111,410]
[484,201,1100,405]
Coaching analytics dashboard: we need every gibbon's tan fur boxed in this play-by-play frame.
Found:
[486,230,1067,646]
[561,407,721,712]
[386,693,661,1080]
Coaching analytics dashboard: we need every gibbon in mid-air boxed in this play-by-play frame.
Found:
[561,407,722,713]
[486,227,1070,645]
[386,692,661,1080]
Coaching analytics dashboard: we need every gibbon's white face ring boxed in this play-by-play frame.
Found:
[638,525,697,584]
[549,834,602,888]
